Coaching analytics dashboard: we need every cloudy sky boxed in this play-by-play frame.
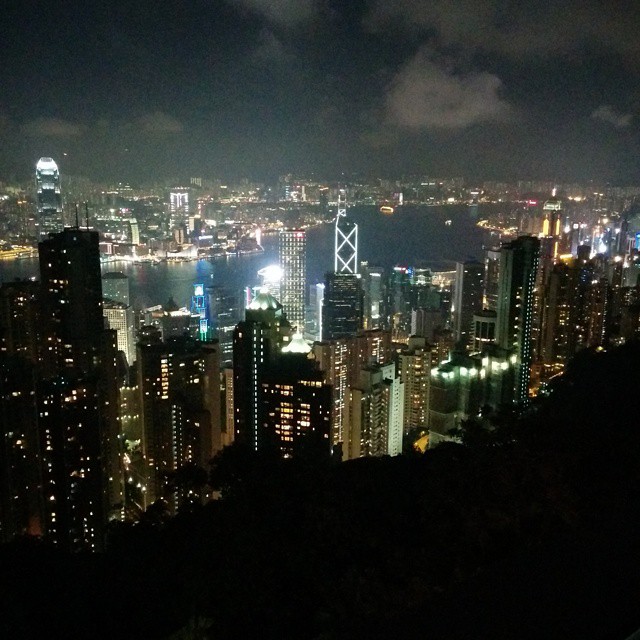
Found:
[1,0,639,182]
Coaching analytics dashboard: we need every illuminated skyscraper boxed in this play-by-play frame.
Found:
[542,198,563,257]
[483,248,500,311]
[169,190,189,228]
[360,262,385,330]
[279,229,306,332]
[496,236,540,404]
[233,290,292,449]
[39,228,106,373]
[38,228,123,549]
[259,335,332,458]
[103,300,136,366]
[207,286,241,362]
[35,157,62,235]
[321,273,364,340]
[335,190,358,273]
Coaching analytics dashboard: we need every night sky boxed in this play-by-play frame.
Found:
[1,0,639,182]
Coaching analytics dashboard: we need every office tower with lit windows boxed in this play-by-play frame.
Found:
[103,300,136,367]
[207,286,242,362]
[169,190,189,228]
[258,335,331,458]
[453,260,484,347]
[496,236,540,404]
[542,197,563,257]
[35,157,62,235]
[233,290,292,450]
[307,283,324,341]
[279,229,306,332]
[386,266,413,338]
[128,219,140,246]
[483,248,500,311]
[471,310,497,353]
[321,273,364,340]
[360,262,385,330]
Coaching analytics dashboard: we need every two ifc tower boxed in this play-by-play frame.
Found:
[35,156,90,234]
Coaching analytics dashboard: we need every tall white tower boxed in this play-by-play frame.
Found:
[334,188,358,274]
[35,157,62,235]
[278,229,306,332]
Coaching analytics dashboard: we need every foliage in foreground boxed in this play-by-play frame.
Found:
[3,343,640,639]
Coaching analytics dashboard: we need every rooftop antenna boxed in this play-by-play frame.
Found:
[85,202,89,229]
[74,203,80,228]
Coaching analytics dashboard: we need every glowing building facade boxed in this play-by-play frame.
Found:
[35,157,62,235]
[279,229,306,332]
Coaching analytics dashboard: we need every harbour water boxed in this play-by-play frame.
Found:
[0,205,491,309]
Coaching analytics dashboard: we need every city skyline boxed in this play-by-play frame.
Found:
[1,1,639,183]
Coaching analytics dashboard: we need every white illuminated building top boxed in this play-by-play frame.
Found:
[36,157,59,173]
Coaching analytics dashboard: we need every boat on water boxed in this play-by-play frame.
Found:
[380,205,395,215]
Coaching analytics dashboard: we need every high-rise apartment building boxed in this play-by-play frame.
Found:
[313,329,393,450]
[37,227,123,549]
[496,236,540,404]
[39,228,105,373]
[398,336,431,433]
[259,335,332,458]
[136,332,221,508]
[279,229,306,332]
[0,280,41,363]
[344,362,404,460]
[233,290,292,449]
[453,260,484,347]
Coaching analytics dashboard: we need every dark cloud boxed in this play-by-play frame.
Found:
[134,112,184,134]
[252,29,291,64]
[385,49,512,129]
[232,0,319,27]
[591,105,633,129]
[1,0,639,182]
[365,0,640,60]
[22,118,85,137]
